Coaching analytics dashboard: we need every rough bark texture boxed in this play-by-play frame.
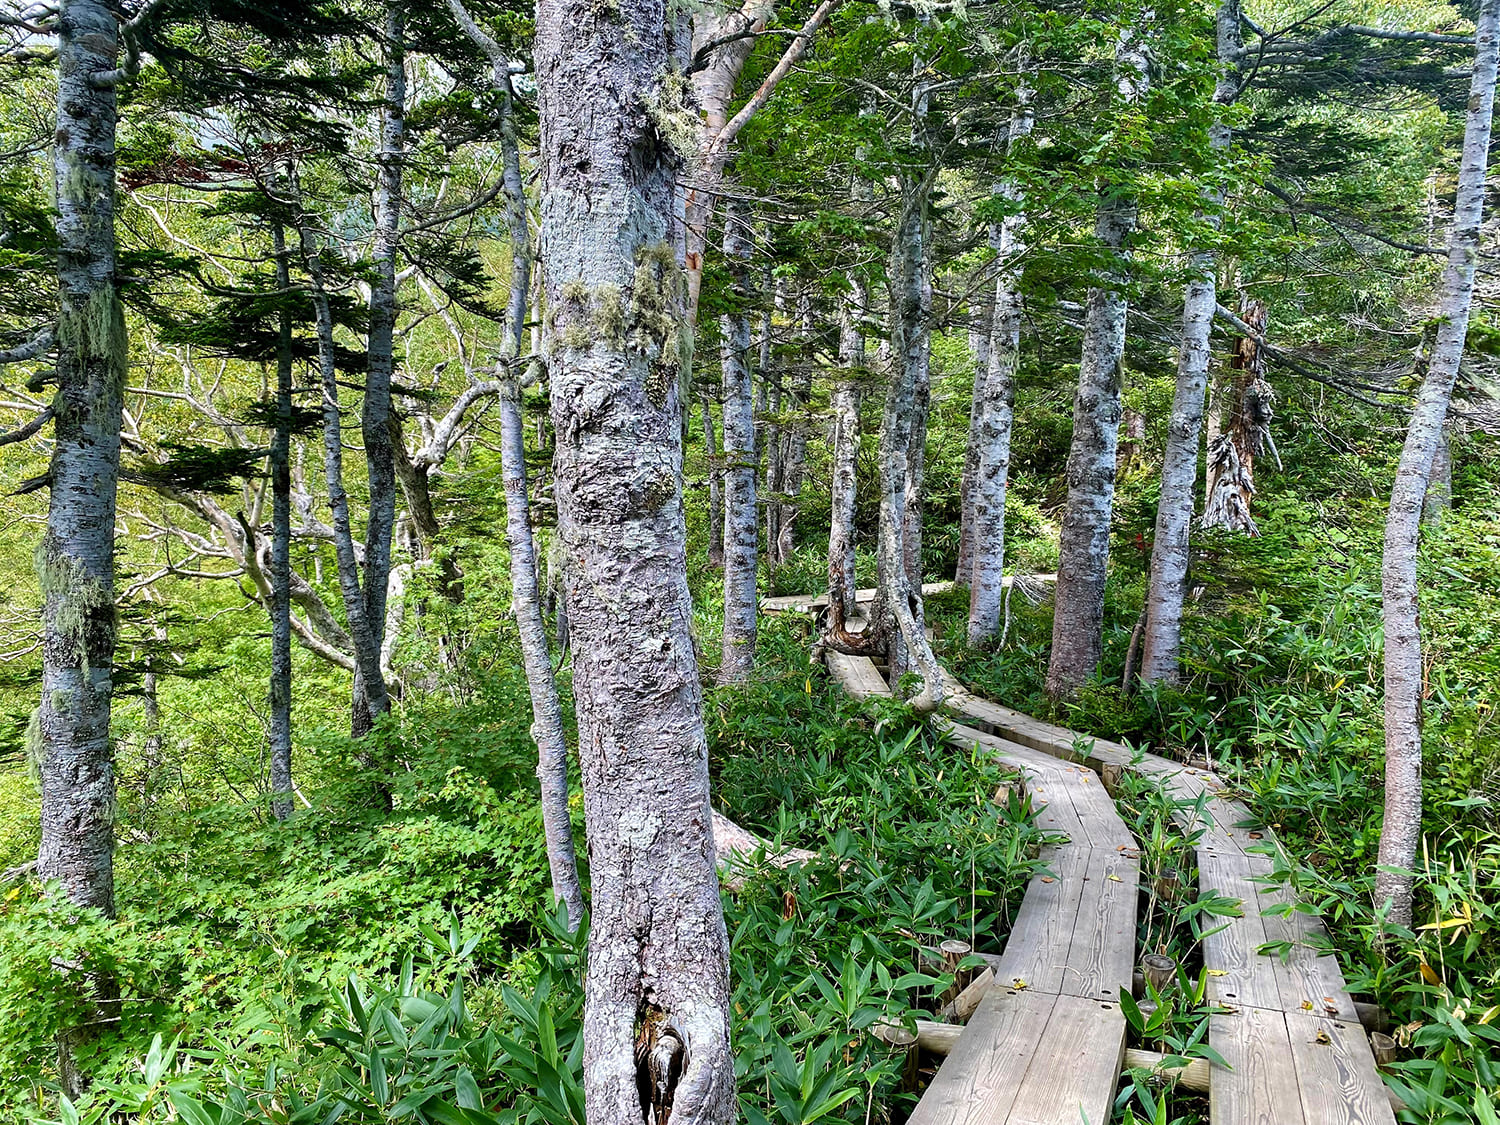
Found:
[1047,29,1149,700]
[535,3,735,1121]
[878,181,944,710]
[269,225,294,822]
[39,1,126,1096]
[1138,0,1242,685]
[720,198,758,683]
[1423,425,1451,524]
[353,4,406,734]
[827,278,864,632]
[1376,0,1498,929]
[967,86,1034,646]
[1201,296,1271,534]
[956,286,993,588]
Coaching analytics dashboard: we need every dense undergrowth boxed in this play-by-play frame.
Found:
[0,619,1049,1125]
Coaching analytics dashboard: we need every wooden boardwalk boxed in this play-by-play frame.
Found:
[812,602,1395,1123]
[937,673,1396,1125]
[827,651,1138,1125]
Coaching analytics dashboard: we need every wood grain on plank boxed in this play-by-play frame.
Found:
[1002,993,1126,1125]
[1211,1005,1307,1125]
[824,652,891,699]
[1061,848,1140,1001]
[904,988,1056,1125]
[992,848,1089,993]
[1199,849,1283,1011]
[1285,1011,1398,1125]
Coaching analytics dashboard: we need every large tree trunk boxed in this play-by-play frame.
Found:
[535,5,734,1123]
[1137,0,1243,685]
[1201,295,1271,534]
[39,0,126,1096]
[269,225,295,822]
[720,197,759,683]
[967,84,1034,646]
[955,284,994,587]
[877,180,944,710]
[1046,29,1149,700]
[827,279,864,633]
[353,4,407,735]
[1376,0,1498,929]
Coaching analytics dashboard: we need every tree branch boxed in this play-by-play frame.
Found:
[0,404,52,446]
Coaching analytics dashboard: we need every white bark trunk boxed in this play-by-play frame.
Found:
[535,4,734,1121]
[967,85,1034,646]
[1376,0,1498,929]
[828,279,864,630]
[1138,0,1243,685]
[270,225,295,821]
[1047,26,1150,700]
[720,197,758,682]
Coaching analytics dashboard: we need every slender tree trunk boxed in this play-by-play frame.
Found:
[488,68,586,928]
[1138,0,1242,685]
[535,4,734,1121]
[701,390,724,567]
[1047,28,1149,700]
[720,197,758,683]
[828,279,863,632]
[763,280,786,565]
[354,4,406,735]
[39,0,125,1095]
[956,285,994,587]
[967,84,1034,646]
[295,206,389,723]
[1202,295,1270,534]
[269,226,295,821]
[776,300,811,566]
[1376,0,1498,929]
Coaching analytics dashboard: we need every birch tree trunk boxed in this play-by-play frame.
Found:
[535,3,734,1121]
[1376,0,1498,929]
[270,225,295,822]
[38,1,126,1095]
[701,390,724,567]
[1424,426,1452,523]
[488,63,586,928]
[1047,26,1150,700]
[878,183,944,710]
[720,197,759,683]
[967,85,1034,646]
[956,287,993,588]
[353,4,406,735]
[38,0,125,920]
[828,279,864,632]
[1138,0,1242,685]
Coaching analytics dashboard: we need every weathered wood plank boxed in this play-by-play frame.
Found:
[1262,899,1363,1023]
[1285,1011,1398,1125]
[1001,993,1126,1125]
[824,651,890,699]
[992,848,1089,993]
[935,718,1078,778]
[761,580,956,613]
[904,988,1057,1125]
[1061,848,1140,1002]
[1198,849,1284,1011]
[1210,1005,1308,1125]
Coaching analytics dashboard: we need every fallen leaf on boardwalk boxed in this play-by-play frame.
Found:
[1041,877,1054,883]
[1011,979,1027,990]
[1314,1028,1332,1045]
[1207,969,1228,977]
[1108,874,1122,882]
[1302,1000,1315,1010]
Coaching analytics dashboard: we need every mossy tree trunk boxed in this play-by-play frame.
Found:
[535,0,734,1120]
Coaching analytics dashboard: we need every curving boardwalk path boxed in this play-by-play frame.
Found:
[775,592,1395,1125]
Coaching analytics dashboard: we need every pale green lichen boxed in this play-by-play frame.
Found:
[56,286,127,394]
[642,71,700,162]
[36,543,114,678]
[24,707,42,783]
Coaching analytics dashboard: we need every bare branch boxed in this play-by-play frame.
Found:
[0,404,52,445]
[0,327,54,364]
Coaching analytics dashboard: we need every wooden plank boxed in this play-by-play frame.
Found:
[905,988,1057,1125]
[824,652,890,699]
[1285,1011,1398,1125]
[992,847,1089,993]
[1060,767,1136,852]
[1024,771,1088,846]
[1262,901,1362,1022]
[761,580,955,613]
[1210,1005,1308,1125]
[1198,849,1283,1011]
[938,719,1080,778]
[1060,848,1139,1002]
[1001,993,1126,1125]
